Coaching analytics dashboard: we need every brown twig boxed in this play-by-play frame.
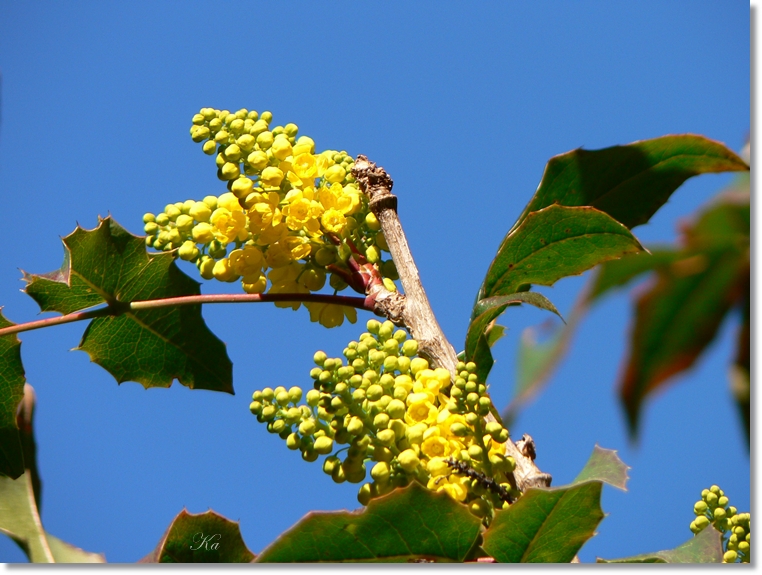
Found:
[352,155,551,492]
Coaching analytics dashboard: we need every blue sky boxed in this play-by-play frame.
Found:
[0,1,750,563]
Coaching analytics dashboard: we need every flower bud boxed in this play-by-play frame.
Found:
[271,136,293,160]
[299,419,316,436]
[260,166,284,187]
[313,351,327,366]
[373,413,390,429]
[347,417,364,435]
[376,429,396,446]
[256,130,274,150]
[314,436,334,455]
[694,501,708,515]
[468,445,484,460]
[723,550,738,563]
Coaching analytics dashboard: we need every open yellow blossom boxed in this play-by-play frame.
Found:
[414,368,450,396]
[210,208,248,244]
[318,183,353,214]
[228,245,264,277]
[421,435,451,459]
[293,152,317,181]
[268,263,308,310]
[427,474,469,502]
[405,393,437,426]
[256,222,288,247]
[265,236,311,268]
[282,190,323,232]
[315,151,335,178]
[321,208,347,235]
[248,191,282,234]
[304,302,358,328]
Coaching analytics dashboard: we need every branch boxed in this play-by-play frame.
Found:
[352,155,551,492]
[0,293,372,338]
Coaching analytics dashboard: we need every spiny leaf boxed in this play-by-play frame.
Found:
[465,291,563,376]
[23,217,233,394]
[572,445,630,491]
[139,509,254,563]
[482,205,644,301]
[482,481,604,563]
[620,246,747,438]
[255,482,481,563]
[0,309,25,479]
[513,134,748,233]
[597,526,723,563]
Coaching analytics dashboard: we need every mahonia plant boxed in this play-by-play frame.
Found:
[689,485,750,563]
[142,108,400,328]
[249,319,516,524]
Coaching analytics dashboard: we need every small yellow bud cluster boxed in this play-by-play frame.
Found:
[249,319,515,523]
[690,485,750,563]
[145,108,397,328]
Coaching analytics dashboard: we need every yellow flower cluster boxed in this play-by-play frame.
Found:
[249,320,516,523]
[143,108,400,328]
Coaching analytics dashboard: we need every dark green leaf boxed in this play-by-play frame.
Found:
[0,309,25,479]
[482,205,644,301]
[620,246,747,437]
[597,526,723,563]
[23,217,233,394]
[139,509,254,563]
[465,292,563,375]
[255,482,481,563]
[513,134,748,232]
[572,445,630,491]
[482,481,604,563]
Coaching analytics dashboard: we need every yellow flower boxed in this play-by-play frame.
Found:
[426,457,451,477]
[210,208,248,244]
[268,263,308,310]
[282,190,323,233]
[228,245,264,277]
[318,183,353,214]
[242,275,267,294]
[405,393,437,426]
[265,236,311,269]
[304,302,358,328]
[427,474,469,502]
[248,192,283,237]
[421,435,451,459]
[315,151,335,177]
[293,153,317,181]
[321,208,347,235]
[192,222,214,244]
[414,368,449,396]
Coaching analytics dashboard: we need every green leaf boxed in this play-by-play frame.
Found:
[0,472,53,562]
[0,385,104,563]
[139,509,255,563]
[482,205,644,301]
[572,445,630,491]
[23,217,233,394]
[513,134,748,233]
[465,292,563,378]
[620,246,747,437]
[0,309,25,479]
[255,482,482,563]
[45,534,105,563]
[597,526,723,563]
[482,481,604,563]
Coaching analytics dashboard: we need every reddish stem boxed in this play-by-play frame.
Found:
[0,293,372,338]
